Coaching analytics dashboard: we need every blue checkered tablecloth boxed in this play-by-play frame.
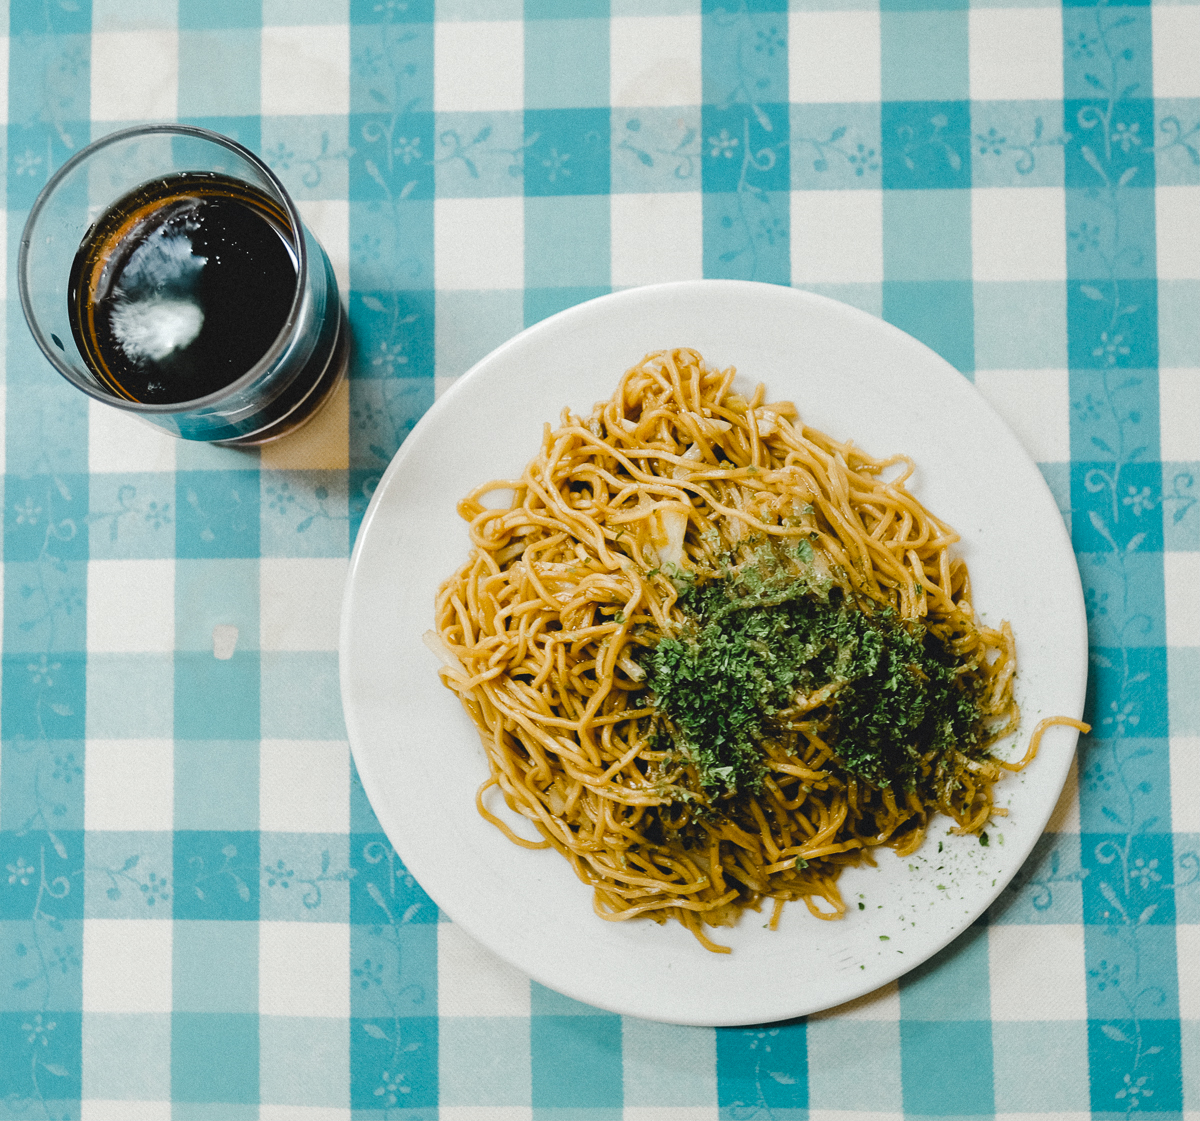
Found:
[1,0,1197,1117]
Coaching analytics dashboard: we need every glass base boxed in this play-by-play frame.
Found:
[213,302,350,447]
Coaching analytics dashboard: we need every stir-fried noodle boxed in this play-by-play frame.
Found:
[429,349,1088,952]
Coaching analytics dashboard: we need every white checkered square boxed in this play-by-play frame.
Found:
[435,197,524,289]
[1046,754,1081,834]
[83,919,172,1013]
[1165,553,1200,647]
[88,400,177,473]
[438,1110,532,1121]
[1178,923,1200,1019]
[610,16,701,107]
[624,1111,719,1121]
[91,31,178,121]
[969,8,1062,102]
[1153,6,1200,99]
[261,25,349,116]
[259,739,350,833]
[610,192,702,287]
[810,979,900,1021]
[1170,738,1200,834]
[259,1108,352,1121]
[434,21,523,112]
[972,369,1070,463]
[988,924,1087,1020]
[92,0,178,31]
[84,738,174,832]
[260,557,347,650]
[80,1102,173,1121]
[791,190,883,284]
[437,922,531,1017]
[789,11,881,104]
[809,1113,902,1121]
[88,559,175,653]
[1159,368,1200,462]
[1157,186,1200,280]
[260,922,349,1016]
[972,187,1065,282]
[994,1115,1091,1121]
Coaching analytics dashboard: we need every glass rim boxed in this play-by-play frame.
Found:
[17,122,311,415]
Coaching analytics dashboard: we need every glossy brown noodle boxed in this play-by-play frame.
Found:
[430,349,1087,952]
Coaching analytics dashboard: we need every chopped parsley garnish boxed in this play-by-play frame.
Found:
[638,548,990,798]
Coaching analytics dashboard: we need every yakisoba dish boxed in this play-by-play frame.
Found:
[428,348,1087,953]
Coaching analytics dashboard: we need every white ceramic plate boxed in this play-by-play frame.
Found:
[339,280,1088,1026]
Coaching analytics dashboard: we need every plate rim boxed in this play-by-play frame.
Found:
[340,279,1089,1025]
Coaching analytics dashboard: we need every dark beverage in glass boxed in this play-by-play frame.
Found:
[21,126,347,445]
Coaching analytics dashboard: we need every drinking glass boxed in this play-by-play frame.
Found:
[19,124,347,445]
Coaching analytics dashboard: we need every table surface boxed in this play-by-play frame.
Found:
[1,1,1197,1119]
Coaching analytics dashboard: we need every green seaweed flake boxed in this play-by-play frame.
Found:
[639,549,989,798]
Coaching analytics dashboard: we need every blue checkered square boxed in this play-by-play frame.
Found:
[1087,1018,1183,1116]
[88,474,177,560]
[349,200,435,292]
[533,1014,625,1113]
[524,108,611,196]
[525,195,610,288]
[175,651,260,740]
[702,5,788,106]
[883,190,972,280]
[260,472,352,558]
[172,1011,260,1105]
[179,30,261,117]
[790,104,882,190]
[350,112,435,201]
[0,1010,82,1104]
[611,109,703,194]
[259,833,353,922]
[261,116,352,200]
[883,280,975,373]
[702,191,790,284]
[2,653,87,742]
[881,10,968,101]
[1168,649,1200,735]
[174,921,260,1013]
[82,1012,172,1102]
[175,472,261,560]
[172,831,261,921]
[1082,646,1169,738]
[1082,832,1176,925]
[716,1022,808,1119]
[350,1014,438,1111]
[174,741,260,831]
[346,287,435,377]
[1159,280,1200,367]
[85,653,175,739]
[0,917,82,1012]
[900,1019,994,1115]
[525,18,610,109]
[83,832,174,919]
[882,101,972,190]
[432,111,527,197]
[349,834,438,927]
[970,102,1069,188]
